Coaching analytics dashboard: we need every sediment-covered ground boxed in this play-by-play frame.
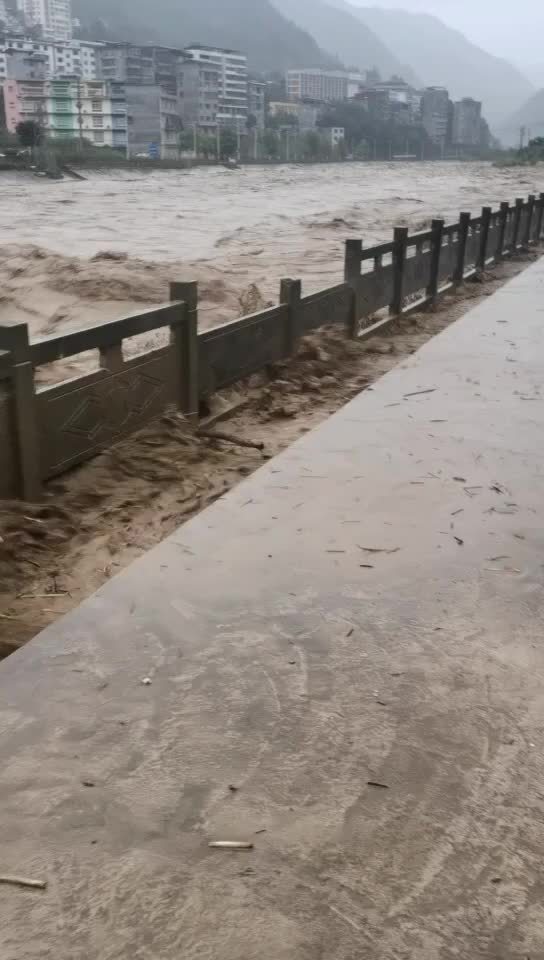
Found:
[0,162,542,652]
[0,253,537,656]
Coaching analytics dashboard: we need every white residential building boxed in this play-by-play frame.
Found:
[287,69,349,103]
[326,126,345,147]
[18,0,72,41]
[184,44,248,129]
[0,34,101,84]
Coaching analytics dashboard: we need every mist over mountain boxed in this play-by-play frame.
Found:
[499,88,544,145]
[330,3,533,126]
[73,0,340,72]
[272,0,419,86]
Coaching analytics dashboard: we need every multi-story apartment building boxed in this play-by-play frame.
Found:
[452,97,482,147]
[184,45,248,129]
[4,68,127,149]
[248,78,265,129]
[421,86,451,147]
[96,43,181,97]
[347,72,365,99]
[0,0,24,30]
[0,33,101,84]
[126,83,181,159]
[369,79,421,125]
[18,0,73,41]
[178,57,220,133]
[268,100,318,131]
[286,69,348,103]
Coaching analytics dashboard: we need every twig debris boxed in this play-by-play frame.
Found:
[357,546,400,554]
[197,429,265,452]
[0,875,46,891]
[208,841,254,850]
[403,388,437,398]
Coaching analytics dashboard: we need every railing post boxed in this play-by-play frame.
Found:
[169,281,199,421]
[522,194,535,248]
[495,202,509,262]
[0,323,41,501]
[99,343,124,372]
[511,198,524,251]
[344,239,362,336]
[453,212,470,287]
[426,219,444,305]
[535,193,544,243]
[390,227,408,316]
[280,278,302,356]
[477,206,492,272]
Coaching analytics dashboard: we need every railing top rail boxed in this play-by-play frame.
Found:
[199,303,287,342]
[406,229,433,247]
[300,282,349,306]
[360,240,394,262]
[30,301,185,367]
[445,222,464,238]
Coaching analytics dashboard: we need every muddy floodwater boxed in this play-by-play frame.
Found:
[0,161,542,359]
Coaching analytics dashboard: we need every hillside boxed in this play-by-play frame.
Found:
[330,2,533,127]
[499,89,544,145]
[73,0,340,72]
[272,0,418,85]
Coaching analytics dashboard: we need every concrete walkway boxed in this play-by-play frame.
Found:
[2,260,544,960]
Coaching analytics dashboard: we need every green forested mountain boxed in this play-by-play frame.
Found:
[73,0,341,72]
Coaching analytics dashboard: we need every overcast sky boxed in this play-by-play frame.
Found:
[348,0,543,65]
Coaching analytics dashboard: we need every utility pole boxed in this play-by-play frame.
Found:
[76,76,84,155]
[216,124,221,161]
[520,125,526,150]
[193,123,197,158]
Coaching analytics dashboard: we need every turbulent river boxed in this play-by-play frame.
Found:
[0,161,542,372]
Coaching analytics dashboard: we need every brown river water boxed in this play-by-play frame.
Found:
[0,161,542,381]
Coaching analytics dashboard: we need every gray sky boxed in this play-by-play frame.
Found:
[348,0,544,65]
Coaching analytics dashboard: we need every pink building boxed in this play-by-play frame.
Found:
[3,78,47,133]
[2,50,48,133]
